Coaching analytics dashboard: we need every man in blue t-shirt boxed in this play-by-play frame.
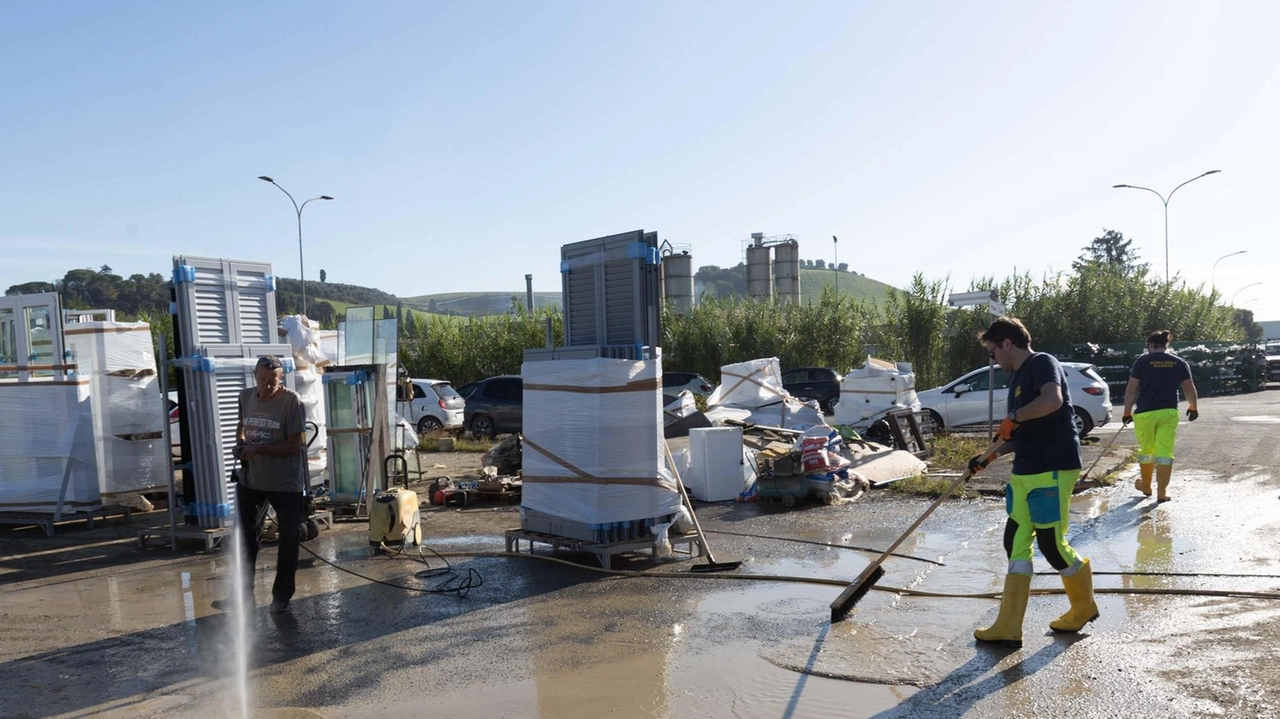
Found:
[966,316,1096,648]
[1122,330,1198,502]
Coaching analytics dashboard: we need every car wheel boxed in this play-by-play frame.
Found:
[470,414,496,439]
[1072,406,1094,437]
[924,409,945,435]
[822,395,839,414]
[417,416,443,434]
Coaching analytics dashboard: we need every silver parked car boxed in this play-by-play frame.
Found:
[916,362,1111,436]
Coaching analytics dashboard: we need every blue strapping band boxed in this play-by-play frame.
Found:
[173,265,196,284]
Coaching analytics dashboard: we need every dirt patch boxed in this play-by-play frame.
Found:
[407,449,488,483]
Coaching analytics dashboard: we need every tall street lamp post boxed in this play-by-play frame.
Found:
[1230,282,1262,307]
[258,176,333,317]
[1113,169,1221,283]
[1211,250,1247,293]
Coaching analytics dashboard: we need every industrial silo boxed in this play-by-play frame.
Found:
[746,235,773,302]
[772,239,801,304]
[662,250,695,313]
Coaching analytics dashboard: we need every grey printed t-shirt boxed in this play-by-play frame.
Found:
[237,386,306,493]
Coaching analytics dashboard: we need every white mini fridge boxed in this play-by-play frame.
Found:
[684,427,747,502]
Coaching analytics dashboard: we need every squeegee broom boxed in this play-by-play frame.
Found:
[830,438,1003,621]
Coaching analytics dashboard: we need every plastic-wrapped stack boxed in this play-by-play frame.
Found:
[703,357,825,429]
[519,356,681,543]
[63,321,167,498]
[279,315,330,485]
[0,382,99,512]
[832,356,920,428]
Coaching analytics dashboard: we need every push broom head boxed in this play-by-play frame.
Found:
[830,565,885,622]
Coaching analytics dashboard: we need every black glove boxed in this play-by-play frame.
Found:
[1186,408,1198,422]
[1122,413,1132,427]
[968,453,991,477]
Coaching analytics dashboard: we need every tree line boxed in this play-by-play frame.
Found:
[395,231,1261,389]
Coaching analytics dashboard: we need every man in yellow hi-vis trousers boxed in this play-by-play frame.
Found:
[1123,330,1199,503]
[966,316,1096,648]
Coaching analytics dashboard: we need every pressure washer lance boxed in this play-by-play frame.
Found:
[1080,426,1126,481]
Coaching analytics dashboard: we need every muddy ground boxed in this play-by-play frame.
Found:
[2,390,1278,718]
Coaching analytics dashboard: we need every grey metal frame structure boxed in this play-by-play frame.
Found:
[560,230,662,349]
[166,256,285,535]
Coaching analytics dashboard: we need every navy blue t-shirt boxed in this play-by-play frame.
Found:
[1130,351,1192,413]
[1006,352,1082,474]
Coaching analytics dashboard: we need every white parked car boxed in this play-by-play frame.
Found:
[916,362,1111,437]
[397,379,465,433]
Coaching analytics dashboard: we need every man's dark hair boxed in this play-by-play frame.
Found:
[978,316,1032,349]
[256,355,284,370]
[1147,330,1172,347]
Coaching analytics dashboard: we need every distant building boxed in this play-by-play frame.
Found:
[1258,320,1280,341]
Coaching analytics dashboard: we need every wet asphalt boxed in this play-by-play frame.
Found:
[1,388,1278,718]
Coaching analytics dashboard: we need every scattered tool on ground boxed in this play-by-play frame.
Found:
[663,440,743,573]
[1080,426,1126,480]
[830,438,1002,621]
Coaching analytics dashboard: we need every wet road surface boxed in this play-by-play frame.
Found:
[1,390,1278,718]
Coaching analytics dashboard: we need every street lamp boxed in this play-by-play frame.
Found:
[1230,282,1262,307]
[1113,169,1221,283]
[258,176,333,317]
[1211,250,1247,293]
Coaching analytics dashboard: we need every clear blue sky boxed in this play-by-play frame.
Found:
[3,1,1277,320]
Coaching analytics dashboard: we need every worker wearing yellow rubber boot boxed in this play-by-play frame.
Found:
[970,317,1096,646]
[1124,330,1199,503]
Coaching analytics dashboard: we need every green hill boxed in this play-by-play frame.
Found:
[799,268,896,305]
[400,292,562,316]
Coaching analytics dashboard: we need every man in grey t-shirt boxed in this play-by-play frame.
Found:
[213,355,306,614]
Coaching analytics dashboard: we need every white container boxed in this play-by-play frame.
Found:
[685,427,746,502]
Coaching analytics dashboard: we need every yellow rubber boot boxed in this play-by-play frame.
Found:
[1049,559,1099,633]
[1155,464,1172,503]
[1135,463,1154,497]
[975,573,1031,648]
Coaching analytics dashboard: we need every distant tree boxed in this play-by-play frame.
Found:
[383,305,394,320]
[319,269,327,283]
[5,281,56,296]
[1074,229,1142,272]
[404,308,416,334]
[693,264,747,298]
[99,264,113,275]
[396,303,404,325]
[837,262,849,272]
[1234,309,1264,343]
[310,301,336,329]
[428,299,439,313]
[814,259,826,269]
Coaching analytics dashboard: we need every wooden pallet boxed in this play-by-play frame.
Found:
[136,525,231,551]
[504,528,703,570]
